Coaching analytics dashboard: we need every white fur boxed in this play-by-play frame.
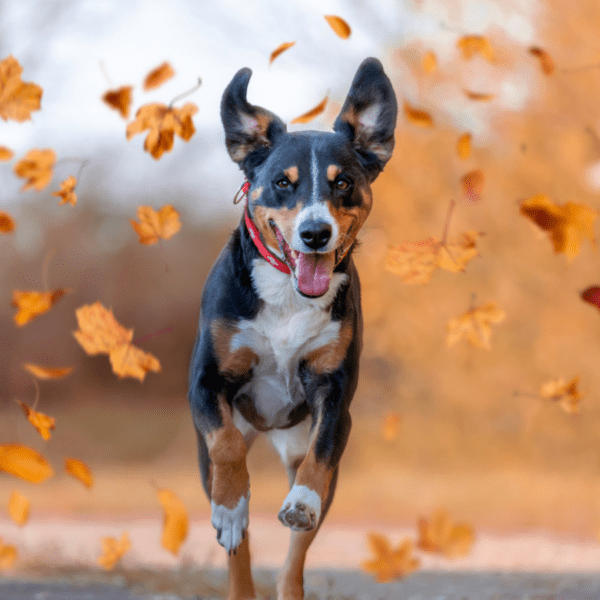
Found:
[211,493,249,553]
[266,416,312,465]
[280,484,322,526]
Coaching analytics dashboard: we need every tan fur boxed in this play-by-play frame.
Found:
[304,322,353,373]
[327,187,372,253]
[252,205,301,251]
[228,533,255,600]
[326,164,341,181]
[277,529,319,600]
[284,166,299,183]
[250,186,263,201]
[212,320,260,379]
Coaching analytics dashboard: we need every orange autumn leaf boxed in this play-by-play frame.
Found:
[97,532,131,570]
[0,55,42,122]
[126,102,198,159]
[403,101,433,127]
[446,302,506,350]
[540,376,582,415]
[143,62,175,91]
[130,205,181,245]
[270,41,296,65]
[457,133,471,160]
[291,94,328,125]
[461,169,484,203]
[520,194,596,260]
[0,146,13,161]
[382,413,401,441]
[14,148,56,191]
[52,175,77,206]
[73,301,161,382]
[102,85,133,119]
[324,15,351,39]
[422,51,437,74]
[463,90,496,101]
[65,457,94,488]
[0,211,16,233]
[417,510,475,558]
[16,401,56,441]
[361,533,420,582]
[23,363,73,380]
[529,47,554,75]
[0,539,17,570]
[157,488,189,555]
[8,491,29,526]
[457,36,495,62]
[12,288,70,327]
[0,444,54,483]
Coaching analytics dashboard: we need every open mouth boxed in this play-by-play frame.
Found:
[269,221,336,297]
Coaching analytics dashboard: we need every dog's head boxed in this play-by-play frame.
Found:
[221,58,397,298]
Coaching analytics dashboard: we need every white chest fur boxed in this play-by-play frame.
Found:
[231,259,347,428]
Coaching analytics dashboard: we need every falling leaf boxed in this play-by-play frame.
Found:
[143,62,175,91]
[386,231,482,284]
[102,85,133,119]
[520,194,597,260]
[12,288,70,327]
[126,102,198,159]
[529,47,554,75]
[457,133,471,160]
[270,41,296,65]
[457,36,495,62]
[157,488,189,555]
[463,90,496,102]
[97,532,131,570]
[422,51,437,73]
[0,211,15,233]
[361,533,420,582]
[0,539,17,570]
[581,286,600,311]
[23,363,73,380]
[130,205,181,244]
[65,457,93,488]
[0,55,43,122]
[0,146,13,161]
[73,301,161,382]
[324,15,351,39]
[417,510,475,558]
[8,491,29,526]
[14,148,56,191]
[382,413,401,441]
[291,95,328,125]
[540,376,582,415]
[403,101,433,127]
[0,444,54,483]
[52,175,77,206]
[16,401,56,441]
[461,169,484,203]
[446,302,506,350]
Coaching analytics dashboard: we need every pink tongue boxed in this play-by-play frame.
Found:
[296,252,335,297]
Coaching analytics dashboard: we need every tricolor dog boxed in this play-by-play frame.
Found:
[188,57,397,599]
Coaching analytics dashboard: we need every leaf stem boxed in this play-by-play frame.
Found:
[169,78,202,108]
[441,199,456,245]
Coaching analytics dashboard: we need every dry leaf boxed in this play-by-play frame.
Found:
[126,102,197,159]
[529,47,554,75]
[361,533,420,582]
[14,148,56,191]
[270,42,296,65]
[102,85,133,119]
[23,363,73,380]
[0,211,15,233]
[109,343,162,381]
[422,51,437,74]
[157,488,189,555]
[65,457,93,488]
[417,510,475,558]
[446,302,506,350]
[540,377,582,414]
[12,289,69,327]
[0,539,17,570]
[403,101,433,127]
[457,133,471,160]
[520,194,597,260]
[457,36,495,62]
[130,205,181,244]
[97,532,131,570]
[0,444,54,483]
[17,401,56,441]
[461,169,484,203]
[143,62,175,91]
[0,146,14,161]
[0,55,42,122]
[291,95,328,125]
[324,15,351,39]
[8,491,29,526]
[382,413,401,441]
[52,175,77,206]
[463,90,496,102]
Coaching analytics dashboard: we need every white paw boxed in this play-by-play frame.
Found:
[278,485,321,531]
[211,493,249,554]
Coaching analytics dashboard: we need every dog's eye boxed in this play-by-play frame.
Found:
[335,177,351,191]
[275,178,290,189]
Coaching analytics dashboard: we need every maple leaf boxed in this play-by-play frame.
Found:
[461,169,484,203]
[529,47,554,75]
[14,148,56,191]
[457,133,471,160]
[12,288,69,327]
[457,36,495,62]
[0,539,17,570]
[52,175,77,206]
[0,211,16,233]
[520,194,597,260]
[291,94,329,125]
[143,62,175,91]
[102,85,133,119]
[382,413,401,441]
[97,532,131,570]
[23,363,73,380]
[65,457,94,488]
[8,491,29,526]
[270,41,296,65]
[126,102,197,159]
[109,343,162,381]
[157,488,189,555]
[403,101,434,127]
[0,55,42,122]
[540,376,582,415]
[446,301,506,350]
[16,401,56,441]
[324,15,351,39]
[0,444,54,483]
[417,510,475,558]
[361,533,420,582]
[422,51,437,73]
[130,205,181,244]
[0,146,13,161]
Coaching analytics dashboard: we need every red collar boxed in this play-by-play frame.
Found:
[240,181,291,275]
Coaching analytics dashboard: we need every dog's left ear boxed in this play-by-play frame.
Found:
[334,58,398,180]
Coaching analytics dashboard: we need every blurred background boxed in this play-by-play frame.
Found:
[2,0,600,543]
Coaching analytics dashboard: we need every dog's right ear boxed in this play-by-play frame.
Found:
[221,68,287,172]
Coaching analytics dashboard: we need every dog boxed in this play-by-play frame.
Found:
[188,57,397,600]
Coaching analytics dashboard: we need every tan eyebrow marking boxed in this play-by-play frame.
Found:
[327,164,341,181]
[284,166,299,183]
[250,186,263,201]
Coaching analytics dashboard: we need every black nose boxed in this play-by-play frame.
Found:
[299,220,332,250]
